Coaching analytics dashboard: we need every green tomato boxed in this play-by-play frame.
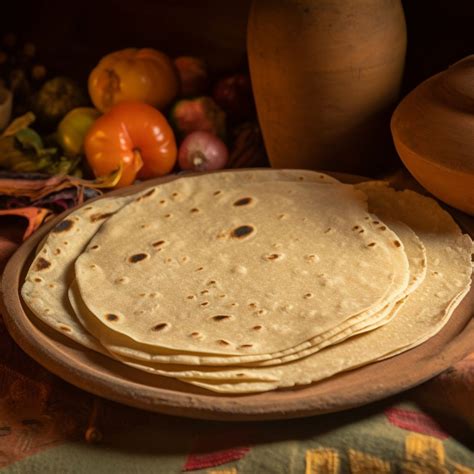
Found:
[57,107,100,156]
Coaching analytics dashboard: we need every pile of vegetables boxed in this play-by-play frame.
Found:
[0,36,267,238]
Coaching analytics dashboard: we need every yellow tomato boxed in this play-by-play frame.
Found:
[88,48,179,113]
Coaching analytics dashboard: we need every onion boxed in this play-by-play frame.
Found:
[178,131,228,171]
[213,74,255,123]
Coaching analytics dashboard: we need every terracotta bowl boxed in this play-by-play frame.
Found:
[391,55,474,215]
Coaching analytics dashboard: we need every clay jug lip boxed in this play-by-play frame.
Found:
[397,56,474,113]
[436,56,474,112]
[391,55,474,173]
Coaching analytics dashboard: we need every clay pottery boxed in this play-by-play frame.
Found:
[391,55,474,215]
[247,0,407,174]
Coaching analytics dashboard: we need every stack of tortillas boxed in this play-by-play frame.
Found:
[21,169,473,393]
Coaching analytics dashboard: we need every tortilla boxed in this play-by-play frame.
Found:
[75,219,424,370]
[74,178,409,359]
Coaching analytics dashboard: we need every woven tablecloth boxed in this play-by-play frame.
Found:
[0,219,473,473]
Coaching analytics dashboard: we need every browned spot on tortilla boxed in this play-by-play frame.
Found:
[304,293,313,299]
[368,242,376,247]
[201,290,209,295]
[266,254,280,260]
[137,188,156,201]
[200,302,209,307]
[190,208,199,213]
[208,280,216,285]
[106,314,119,322]
[217,339,230,346]
[35,258,51,271]
[152,240,165,247]
[190,332,201,338]
[54,249,61,255]
[187,295,196,300]
[90,245,99,250]
[59,326,71,332]
[298,176,305,181]
[212,315,231,321]
[159,199,166,204]
[248,303,257,308]
[379,226,387,231]
[373,220,380,224]
[90,212,115,222]
[196,267,204,271]
[253,325,263,330]
[213,190,222,196]
[52,219,73,233]
[84,206,93,211]
[231,225,254,239]
[34,277,42,282]
[358,229,365,234]
[172,192,179,197]
[128,253,148,263]
[239,344,253,349]
[236,373,246,377]
[151,323,169,332]
[393,240,401,247]
[352,225,360,231]
[233,197,252,206]
[164,214,171,218]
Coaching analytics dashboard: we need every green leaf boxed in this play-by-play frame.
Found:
[15,127,45,154]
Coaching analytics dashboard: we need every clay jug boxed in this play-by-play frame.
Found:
[247,0,407,174]
[391,55,474,215]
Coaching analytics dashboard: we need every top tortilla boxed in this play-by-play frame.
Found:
[73,174,409,357]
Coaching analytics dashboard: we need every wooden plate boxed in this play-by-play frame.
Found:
[1,171,473,421]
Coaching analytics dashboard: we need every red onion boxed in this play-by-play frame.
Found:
[178,131,228,171]
[213,74,255,123]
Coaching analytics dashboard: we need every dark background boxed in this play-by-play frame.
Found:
[2,0,473,95]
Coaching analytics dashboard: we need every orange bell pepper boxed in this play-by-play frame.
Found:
[84,101,177,188]
[88,48,179,113]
